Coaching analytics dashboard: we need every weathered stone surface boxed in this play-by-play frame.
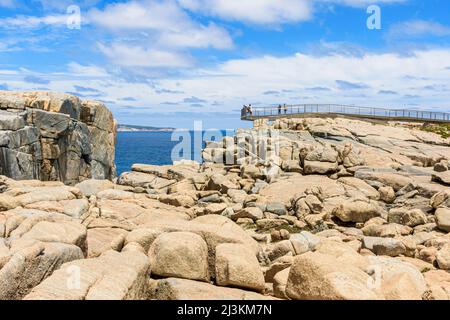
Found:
[436,244,450,270]
[24,198,89,219]
[266,202,287,215]
[289,231,320,255]
[286,252,380,300]
[81,101,116,180]
[158,194,196,208]
[0,241,84,299]
[86,228,128,258]
[24,250,150,300]
[259,175,343,206]
[215,243,265,292]
[0,110,26,130]
[354,171,414,192]
[231,207,264,221]
[379,186,396,203]
[0,91,116,184]
[371,238,408,257]
[20,220,87,252]
[432,171,450,186]
[265,255,293,283]
[430,190,450,208]
[338,177,380,200]
[367,256,427,300]
[150,278,272,300]
[149,232,209,282]
[333,199,386,223]
[75,179,114,197]
[388,208,427,227]
[206,174,239,193]
[423,270,450,300]
[435,208,450,232]
[0,194,19,211]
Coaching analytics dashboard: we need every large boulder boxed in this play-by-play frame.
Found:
[388,208,427,227]
[430,190,450,208]
[367,256,427,300]
[435,208,450,232]
[333,199,386,223]
[436,244,450,270]
[149,232,210,282]
[285,251,380,300]
[206,174,239,194]
[231,207,264,221]
[20,220,87,253]
[215,243,265,292]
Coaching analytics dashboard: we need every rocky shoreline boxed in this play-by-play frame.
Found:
[1,93,450,300]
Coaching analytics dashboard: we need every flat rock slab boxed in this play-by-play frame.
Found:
[259,175,344,206]
[24,250,150,300]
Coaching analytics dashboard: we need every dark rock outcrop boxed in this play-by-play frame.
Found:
[0,91,116,184]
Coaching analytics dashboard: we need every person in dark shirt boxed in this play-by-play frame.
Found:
[278,104,282,115]
[241,105,247,117]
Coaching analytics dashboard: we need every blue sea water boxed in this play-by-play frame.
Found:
[115,131,233,175]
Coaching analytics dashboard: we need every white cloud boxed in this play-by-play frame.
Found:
[66,62,110,78]
[88,0,233,50]
[178,0,313,25]
[388,20,450,38]
[0,14,68,28]
[177,0,408,25]
[86,0,233,68]
[158,23,233,49]
[3,48,449,127]
[88,0,186,31]
[153,49,450,113]
[97,43,193,68]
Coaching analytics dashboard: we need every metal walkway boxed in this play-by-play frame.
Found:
[241,104,450,123]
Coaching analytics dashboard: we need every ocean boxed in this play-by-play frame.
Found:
[115,130,233,175]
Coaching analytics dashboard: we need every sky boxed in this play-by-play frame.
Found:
[0,0,449,129]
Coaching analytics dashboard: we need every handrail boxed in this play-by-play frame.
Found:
[241,104,450,123]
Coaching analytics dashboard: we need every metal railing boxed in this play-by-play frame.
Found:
[241,104,450,123]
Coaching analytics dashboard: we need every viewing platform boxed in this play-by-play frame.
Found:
[241,104,450,124]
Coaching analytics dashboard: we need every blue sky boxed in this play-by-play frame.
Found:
[0,0,449,129]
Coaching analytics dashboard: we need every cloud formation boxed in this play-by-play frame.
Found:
[388,20,450,38]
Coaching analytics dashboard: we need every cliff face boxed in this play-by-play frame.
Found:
[0,91,116,184]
